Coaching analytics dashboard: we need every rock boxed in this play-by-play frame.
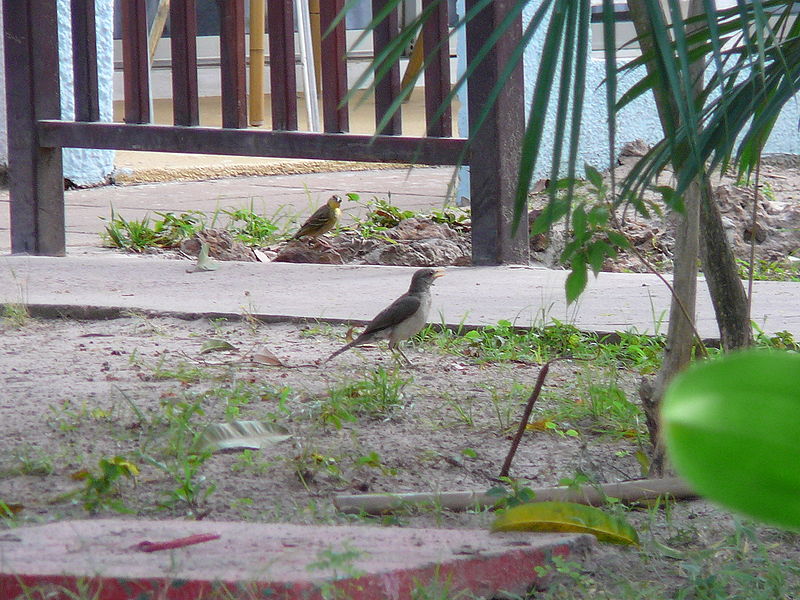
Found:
[180,229,256,262]
[744,222,768,243]
[273,240,345,264]
[360,238,470,267]
[619,139,650,157]
[385,217,461,241]
[528,209,550,252]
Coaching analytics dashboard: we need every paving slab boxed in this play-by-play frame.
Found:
[0,167,460,255]
[1,255,799,339]
[0,519,593,600]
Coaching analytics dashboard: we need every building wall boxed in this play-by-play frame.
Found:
[520,1,800,180]
[0,0,114,186]
[57,0,115,186]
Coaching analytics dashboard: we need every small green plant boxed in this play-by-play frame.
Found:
[136,396,217,514]
[47,399,104,433]
[72,456,139,514]
[313,368,412,428]
[292,449,344,489]
[198,380,293,421]
[353,451,397,476]
[231,449,274,475]
[9,444,54,476]
[101,208,206,251]
[486,477,538,511]
[428,205,471,231]
[752,324,800,351]
[1,302,29,328]
[350,196,416,238]
[149,357,211,384]
[223,206,282,245]
[600,330,665,373]
[307,544,366,600]
[737,257,800,282]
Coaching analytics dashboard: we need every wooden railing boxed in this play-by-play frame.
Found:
[3,0,528,264]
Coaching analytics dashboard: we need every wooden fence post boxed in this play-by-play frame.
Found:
[3,0,65,255]
[466,0,529,265]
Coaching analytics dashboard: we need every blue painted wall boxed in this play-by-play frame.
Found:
[457,1,800,199]
[520,1,800,179]
[57,0,115,186]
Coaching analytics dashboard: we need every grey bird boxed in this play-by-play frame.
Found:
[326,267,445,365]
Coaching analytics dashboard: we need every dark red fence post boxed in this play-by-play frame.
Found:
[171,0,200,126]
[3,0,65,255]
[267,0,298,130]
[319,0,349,133]
[371,0,402,135]
[71,0,100,122]
[218,0,248,128]
[466,0,529,265]
[121,0,150,123]
[421,0,452,137]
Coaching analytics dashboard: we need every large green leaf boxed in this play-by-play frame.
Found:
[492,501,639,545]
[662,350,800,529]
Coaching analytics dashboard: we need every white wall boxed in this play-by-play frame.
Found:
[520,1,800,180]
[57,0,115,186]
[0,1,114,186]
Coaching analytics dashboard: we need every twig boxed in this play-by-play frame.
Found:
[334,477,697,514]
[500,356,578,478]
[747,160,762,320]
[606,200,708,359]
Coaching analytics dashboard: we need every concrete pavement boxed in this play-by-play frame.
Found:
[1,167,798,339]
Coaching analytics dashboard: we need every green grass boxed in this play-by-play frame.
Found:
[101,209,207,251]
[310,367,412,428]
[537,368,645,439]
[101,196,470,252]
[535,520,800,600]
[419,320,665,373]
[101,206,288,251]
[737,257,800,282]
[1,302,29,328]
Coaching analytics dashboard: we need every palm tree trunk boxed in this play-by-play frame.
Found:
[627,0,752,474]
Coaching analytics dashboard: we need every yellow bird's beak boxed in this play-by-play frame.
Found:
[432,268,446,279]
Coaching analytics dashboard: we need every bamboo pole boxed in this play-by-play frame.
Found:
[148,0,171,64]
[334,477,698,515]
[249,0,266,125]
[309,0,322,92]
[400,31,424,102]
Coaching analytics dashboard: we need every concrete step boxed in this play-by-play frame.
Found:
[0,519,593,600]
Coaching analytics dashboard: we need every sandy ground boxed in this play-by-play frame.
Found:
[2,155,800,596]
[2,314,799,597]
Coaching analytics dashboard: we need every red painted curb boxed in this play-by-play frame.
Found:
[0,519,594,599]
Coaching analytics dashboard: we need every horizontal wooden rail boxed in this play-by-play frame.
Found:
[37,121,468,165]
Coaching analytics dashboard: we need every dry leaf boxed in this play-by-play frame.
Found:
[253,346,284,366]
[200,339,237,354]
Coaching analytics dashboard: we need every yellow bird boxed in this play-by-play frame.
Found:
[291,195,343,242]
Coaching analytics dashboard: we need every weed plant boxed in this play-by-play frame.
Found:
[420,320,665,373]
[311,368,412,428]
[737,257,800,282]
[101,209,207,251]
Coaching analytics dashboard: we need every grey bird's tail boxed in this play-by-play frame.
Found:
[324,341,358,363]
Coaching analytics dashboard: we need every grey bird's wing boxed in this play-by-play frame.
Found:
[356,293,422,341]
